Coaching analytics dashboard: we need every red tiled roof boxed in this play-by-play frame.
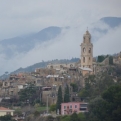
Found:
[0,107,11,111]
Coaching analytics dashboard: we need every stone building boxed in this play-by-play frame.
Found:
[80,30,93,76]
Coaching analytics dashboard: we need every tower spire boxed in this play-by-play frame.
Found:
[80,30,93,69]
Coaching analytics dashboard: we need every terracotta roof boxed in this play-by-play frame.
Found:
[0,107,11,111]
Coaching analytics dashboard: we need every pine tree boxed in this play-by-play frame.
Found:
[64,84,70,102]
[56,86,63,112]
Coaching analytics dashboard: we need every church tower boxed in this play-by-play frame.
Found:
[80,30,93,69]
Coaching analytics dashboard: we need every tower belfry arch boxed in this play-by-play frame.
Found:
[80,30,93,69]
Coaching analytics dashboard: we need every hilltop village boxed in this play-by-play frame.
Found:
[0,30,121,121]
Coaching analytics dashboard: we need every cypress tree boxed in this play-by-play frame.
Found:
[56,86,63,112]
[64,84,70,102]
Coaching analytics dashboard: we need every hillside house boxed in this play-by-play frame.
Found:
[61,102,88,115]
[0,107,14,116]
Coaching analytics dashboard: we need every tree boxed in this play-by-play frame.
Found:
[70,113,79,121]
[102,85,121,121]
[56,86,63,112]
[0,115,15,121]
[61,115,70,121]
[70,83,78,92]
[88,85,121,121]
[49,104,56,112]
[64,84,70,102]
[18,83,37,104]
[79,74,114,100]
[88,97,108,121]
[97,55,105,62]
[78,113,86,121]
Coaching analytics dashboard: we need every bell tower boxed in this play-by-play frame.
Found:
[80,30,93,69]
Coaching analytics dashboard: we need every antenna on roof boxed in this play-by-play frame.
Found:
[87,27,88,31]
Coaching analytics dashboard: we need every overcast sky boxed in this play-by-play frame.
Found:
[0,0,121,75]
[0,0,121,39]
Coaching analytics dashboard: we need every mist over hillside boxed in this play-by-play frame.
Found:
[0,26,62,58]
[0,17,121,75]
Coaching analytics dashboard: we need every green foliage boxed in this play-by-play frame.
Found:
[64,84,70,102]
[97,55,105,62]
[70,113,79,121]
[35,106,47,112]
[46,115,54,121]
[18,83,37,104]
[56,86,63,112]
[0,115,15,121]
[88,85,121,121]
[102,85,121,121]
[49,104,56,112]
[60,113,86,121]
[79,74,115,100]
[78,113,86,121]
[34,103,40,108]
[14,108,22,116]
[34,110,40,117]
[78,89,88,98]
[88,97,107,121]
[70,83,78,92]
[61,115,70,121]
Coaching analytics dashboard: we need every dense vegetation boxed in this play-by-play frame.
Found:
[18,83,40,105]
[0,115,15,121]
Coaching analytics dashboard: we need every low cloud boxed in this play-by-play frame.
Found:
[0,22,121,75]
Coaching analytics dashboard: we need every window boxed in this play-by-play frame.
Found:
[83,48,86,52]
[70,105,72,109]
[83,57,85,63]
[64,106,66,109]
[6,112,11,115]
[70,64,73,68]
[89,48,91,53]
[89,38,90,42]
[80,108,87,111]
[83,37,85,42]
[55,78,57,81]
[80,104,88,107]
[75,105,77,108]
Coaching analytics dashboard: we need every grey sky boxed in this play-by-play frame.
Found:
[0,0,121,40]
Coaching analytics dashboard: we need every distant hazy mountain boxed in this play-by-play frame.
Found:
[91,17,121,41]
[0,26,62,58]
[0,17,121,58]
[100,17,121,28]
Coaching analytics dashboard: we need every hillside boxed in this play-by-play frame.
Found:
[0,26,62,58]
[0,58,80,79]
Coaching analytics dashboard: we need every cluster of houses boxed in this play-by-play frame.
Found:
[0,30,121,119]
